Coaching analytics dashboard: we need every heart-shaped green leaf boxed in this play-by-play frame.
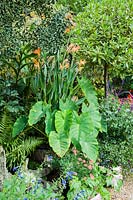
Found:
[49,131,71,157]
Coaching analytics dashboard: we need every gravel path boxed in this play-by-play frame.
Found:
[109,175,133,200]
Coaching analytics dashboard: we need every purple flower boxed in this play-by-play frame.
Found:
[13,166,19,172]
[17,171,23,179]
[66,171,76,180]
[24,198,28,200]
[47,155,53,161]
[37,179,42,184]
[61,179,67,188]
[74,190,85,200]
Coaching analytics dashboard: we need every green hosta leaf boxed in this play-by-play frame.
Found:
[78,77,98,106]
[55,110,72,133]
[28,101,46,126]
[12,116,28,137]
[49,131,71,157]
[80,134,98,162]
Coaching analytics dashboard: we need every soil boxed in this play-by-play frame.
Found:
[109,175,133,200]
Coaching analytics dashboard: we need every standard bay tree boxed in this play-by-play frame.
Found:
[71,0,133,96]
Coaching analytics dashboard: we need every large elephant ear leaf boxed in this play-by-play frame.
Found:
[49,131,71,157]
[69,112,81,150]
[28,101,46,126]
[80,135,98,162]
[78,77,98,106]
[45,109,55,136]
[55,110,72,133]
[12,116,28,137]
[59,99,78,111]
[82,103,101,136]
[70,111,99,161]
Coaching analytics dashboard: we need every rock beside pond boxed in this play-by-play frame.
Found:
[0,146,10,191]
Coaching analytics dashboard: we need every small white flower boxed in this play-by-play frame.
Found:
[91,194,102,200]
[112,166,122,174]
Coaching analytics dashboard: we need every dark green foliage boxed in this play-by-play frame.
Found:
[99,140,133,175]
[0,0,68,58]
[0,44,36,116]
[37,9,68,55]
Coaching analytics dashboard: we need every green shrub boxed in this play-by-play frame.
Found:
[99,94,133,173]
[99,140,133,175]
[100,94,133,140]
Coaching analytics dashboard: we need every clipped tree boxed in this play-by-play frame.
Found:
[71,0,133,96]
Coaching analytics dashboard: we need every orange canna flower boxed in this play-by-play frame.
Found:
[65,12,73,20]
[33,47,41,56]
[65,62,69,69]
[59,64,64,70]
[60,59,70,70]
[67,43,80,53]
[33,58,40,70]
[65,27,71,34]
[79,59,86,66]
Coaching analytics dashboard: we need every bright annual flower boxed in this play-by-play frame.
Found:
[90,173,95,180]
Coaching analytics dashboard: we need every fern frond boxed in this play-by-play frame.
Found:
[0,113,44,169]
[0,113,13,145]
[6,137,43,169]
